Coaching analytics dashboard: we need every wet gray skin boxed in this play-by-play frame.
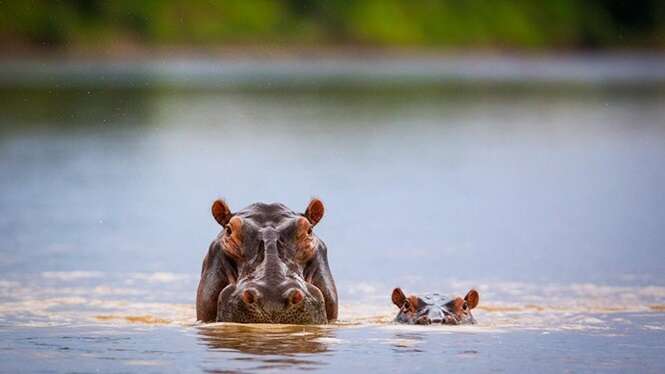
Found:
[391,288,480,325]
[196,199,337,324]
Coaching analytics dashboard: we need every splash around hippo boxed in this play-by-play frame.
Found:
[196,199,337,324]
[391,288,479,325]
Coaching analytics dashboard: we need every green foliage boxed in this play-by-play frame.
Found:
[0,0,663,49]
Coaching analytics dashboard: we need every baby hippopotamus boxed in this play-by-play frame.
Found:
[391,288,479,325]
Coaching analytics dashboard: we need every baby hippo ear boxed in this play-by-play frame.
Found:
[304,198,325,226]
[464,289,479,309]
[211,199,232,226]
[392,288,407,307]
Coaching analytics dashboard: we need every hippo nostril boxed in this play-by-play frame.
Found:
[287,289,304,305]
[241,288,260,305]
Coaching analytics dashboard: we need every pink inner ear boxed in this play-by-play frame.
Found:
[392,288,406,307]
[306,199,324,225]
[465,289,480,309]
[212,199,231,225]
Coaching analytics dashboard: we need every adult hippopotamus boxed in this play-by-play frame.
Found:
[196,199,338,324]
[391,288,479,325]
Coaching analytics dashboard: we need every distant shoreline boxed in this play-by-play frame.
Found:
[2,44,665,60]
[1,51,665,90]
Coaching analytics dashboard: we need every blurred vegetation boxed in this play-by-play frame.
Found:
[0,0,663,50]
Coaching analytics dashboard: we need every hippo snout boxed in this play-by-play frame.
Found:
[218,281,328,324]
[237,284,306,312]
[427,309,445,324]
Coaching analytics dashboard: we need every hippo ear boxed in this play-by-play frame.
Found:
[392,288,407,307]
[464,289,479,309]
[211,199,232,226]
[304,198,325,226]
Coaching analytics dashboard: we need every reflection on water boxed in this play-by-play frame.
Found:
[198,323,332,355]
[198,325,332,372]
[388,333,426,353]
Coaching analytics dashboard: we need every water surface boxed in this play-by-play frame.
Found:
[1,57,665,372]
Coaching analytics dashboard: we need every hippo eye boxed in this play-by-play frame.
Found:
[225,225,232,236]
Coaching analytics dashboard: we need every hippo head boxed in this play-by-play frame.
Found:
[210,199,332,324]
[391,288,479,325]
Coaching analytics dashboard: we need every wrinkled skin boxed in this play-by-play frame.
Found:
[196,199,338,324]
[391,288,479,325]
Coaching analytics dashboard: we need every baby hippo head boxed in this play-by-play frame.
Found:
[391,288,479,325]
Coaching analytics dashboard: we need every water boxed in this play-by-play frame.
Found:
[1,56,665,372]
